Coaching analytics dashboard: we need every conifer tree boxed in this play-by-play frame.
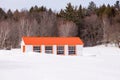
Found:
[64,3,76,21]
[87,1,97,15]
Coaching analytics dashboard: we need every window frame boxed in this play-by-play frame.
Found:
[45,45,53,54]
[33,46,41,53]
[57,45,65,55]
[68,45,76,55]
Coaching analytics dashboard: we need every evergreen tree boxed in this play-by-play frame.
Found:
[39,6,47,12]
[87,1,97,15]
[96,4,106,18]
[114,1,120,10]
[13,10,19,21]
[29,7,34,13]
[76,5,84,37]
[104,4,116,18]
[7,9,13,19]
[0,8,7,20]
[58,9,65,18]
[64,3,76,21]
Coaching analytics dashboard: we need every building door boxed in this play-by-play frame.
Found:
[23,45,25,53]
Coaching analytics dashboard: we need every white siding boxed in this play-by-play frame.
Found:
[21,45,24,53]
[41,45,45,54]
[65,45,68,56]
[21,44,83,56]
[25,45,33,52]
[76,45,83,56]
[21,40,25,45]
[21,40,25,53]
[53,45,57,55]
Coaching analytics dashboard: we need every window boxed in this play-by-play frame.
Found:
[68,46,76,55]
[45,46,53,54]
[33,46,41,53]
[57,46,64,55]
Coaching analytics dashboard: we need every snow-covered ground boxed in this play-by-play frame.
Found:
[0,46,120,80]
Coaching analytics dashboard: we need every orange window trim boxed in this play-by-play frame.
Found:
[68,45,77,56]
[57,45,65,55]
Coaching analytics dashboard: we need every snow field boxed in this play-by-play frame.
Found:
[0,46,120,80]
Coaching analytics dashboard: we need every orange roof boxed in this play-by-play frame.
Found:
[22,37,83,45]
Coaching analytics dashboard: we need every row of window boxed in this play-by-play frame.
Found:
[33,46,76,55]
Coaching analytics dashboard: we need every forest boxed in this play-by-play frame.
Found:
[0,1,120,49]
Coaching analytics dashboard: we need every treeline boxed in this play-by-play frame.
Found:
[58,1,120,47]
[0,1,120,49]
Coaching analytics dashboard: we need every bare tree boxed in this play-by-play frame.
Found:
[82,15,103,46]
[109,15,120,47]
[57,19,78,37]
[112,23,120,47]
[36,12,57,37]
[102,15,112,45]
[0,21,10,49]
[19,17,38,37]
[102,14,120,48]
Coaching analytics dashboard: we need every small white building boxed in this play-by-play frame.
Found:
[21,37,84,56]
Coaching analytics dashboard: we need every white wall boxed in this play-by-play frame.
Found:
[25,45,33,52]
[21,40,25,45]
[21,45,23,53]
[76,45,83,56]
[41,45,45,54]
[65,45,68,56]
[53,45,57,55]
[22,44,83,56]
[21,40,25,53]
